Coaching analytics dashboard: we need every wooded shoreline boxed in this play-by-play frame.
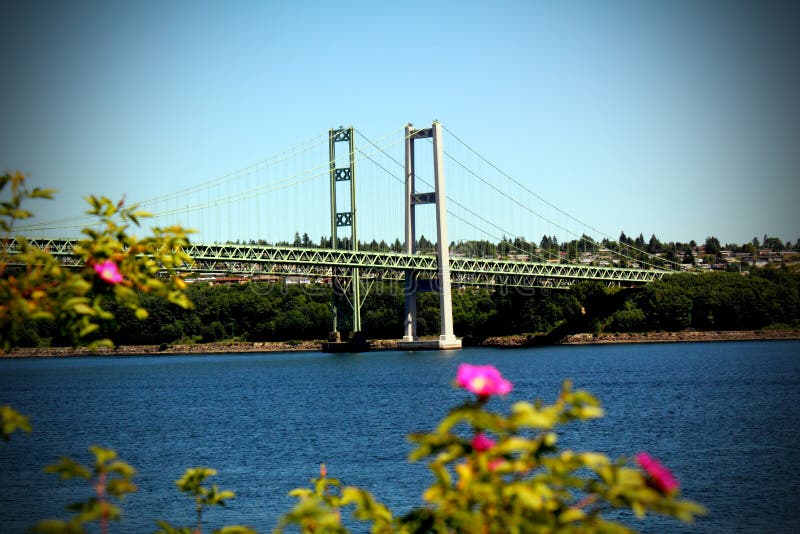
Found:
[3,329,799,358]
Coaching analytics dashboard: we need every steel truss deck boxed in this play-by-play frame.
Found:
[6,238,669,289]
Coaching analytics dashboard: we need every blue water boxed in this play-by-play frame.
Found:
[1,341,799,533]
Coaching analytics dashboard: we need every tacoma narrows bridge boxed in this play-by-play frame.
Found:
[12,122,676,350]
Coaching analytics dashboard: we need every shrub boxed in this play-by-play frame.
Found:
[277,364,705,533]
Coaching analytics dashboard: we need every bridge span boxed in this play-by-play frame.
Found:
[7,237,668,290]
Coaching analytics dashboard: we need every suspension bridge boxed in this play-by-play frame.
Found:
[12,122,678,350]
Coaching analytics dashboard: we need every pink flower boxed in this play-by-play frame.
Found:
[471,432,496,452]
[456,364,512,396]
[636,452,679,494]
[93,260,124,284]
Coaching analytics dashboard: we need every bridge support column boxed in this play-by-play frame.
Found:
[327,127,362,338]
[398,121,461,351]
[402,123,417,342]
[432,122,459,348]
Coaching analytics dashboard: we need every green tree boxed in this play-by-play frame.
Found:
[683,246,694,265]
[452,288,497,341]
[607,302,647,332]
[704,236,721,259]
[417,292,441,336]
[637,284,692,330]
[361,283,403,339]
[647,234,661,254]
[417,235,434,254]
[762,236,785,251]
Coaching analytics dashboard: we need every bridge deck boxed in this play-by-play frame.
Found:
[6,238,670,289]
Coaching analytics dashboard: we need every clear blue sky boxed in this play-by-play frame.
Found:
[1,0,798,246]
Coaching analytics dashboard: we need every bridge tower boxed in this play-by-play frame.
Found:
[327,127,362,340]
[398,122,462,350]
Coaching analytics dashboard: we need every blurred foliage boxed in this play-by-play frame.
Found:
[1,376,709,533]
[278,379,705,533]
[1,404,31,441]
[0,171,194,351]
[155,467,255,534]
[274,465,393,534]
[30,446,137,534]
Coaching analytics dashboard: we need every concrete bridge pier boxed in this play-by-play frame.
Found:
[397,121,462,351]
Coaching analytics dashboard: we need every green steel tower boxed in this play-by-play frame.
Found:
[328,127,361,336]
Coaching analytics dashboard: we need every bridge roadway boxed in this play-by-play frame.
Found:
[9,238,669,289]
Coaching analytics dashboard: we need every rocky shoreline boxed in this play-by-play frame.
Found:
[560,329,800,345]
[1,340,322,358]
[478,329,800,347]
[2,329,799,358]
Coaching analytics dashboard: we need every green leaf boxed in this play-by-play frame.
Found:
[72,303,94,316]
[44,457,92,480]
[132,210,152,219]
[89,445,117,468]
[435,404,481,434]
[1,405,32,441]
[494,436,538,455]
[106,479,138,498]
[503,483,544,510]
[510,401,558,429]
[559,508,586,524]
[78,323,99,338]
[632,500,646,518]
[673,500,708,521]
[204,485,235,506]
[574,405,605,419]
[29,310,55,320]
[107,460,136,478]
[62,297,91,312]
[580,452,610,469]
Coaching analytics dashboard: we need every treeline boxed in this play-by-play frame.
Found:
[247,232,800,254]
[9,267,799,349]
[456,267,800,341]
[569,267,800,334]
